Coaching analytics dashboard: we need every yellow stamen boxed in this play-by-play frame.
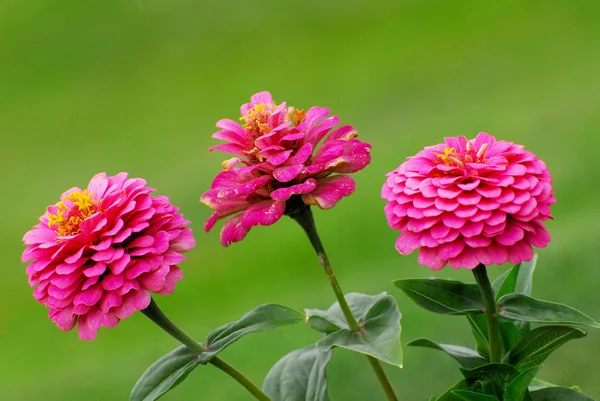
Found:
[437,147,457,166]
[285,107,306,127]
[240,103,269,130]
[221,157,240,171]
[477,143,489,159]
[47,190,99,236]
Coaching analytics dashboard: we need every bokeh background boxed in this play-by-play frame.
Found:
[2,1,600,399]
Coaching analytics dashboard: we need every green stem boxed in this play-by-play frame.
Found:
[142,298,271,401]
[472,263,502,363]
[289,203,398,401]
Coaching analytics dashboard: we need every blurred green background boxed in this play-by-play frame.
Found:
[2,1,599,399]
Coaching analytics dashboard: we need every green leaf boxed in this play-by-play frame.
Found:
[130,345,198,401]
[503,366,540,401]
[305,292,386,333]
[306,292,403,366]
[497,294,600,328]
[263,345,332,401]
[492,266,518,301]
[393,278,484,315]
[452,390,499,400]
[528,378,559,392]
[199,304,304,364]
[505,326,586,369]
[408,338,487,369]
[461,363,520,397]
[514,256,537,296]
[530,387,596,400]
[499,321,523,352]
[467,315,521,357]
[435,379,471,401]
[492,256,537,332]
[467,315,490,359]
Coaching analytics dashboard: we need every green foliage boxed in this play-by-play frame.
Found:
[434,379,471,401]
[460,363,520,398]
[467,315,490,359]
[530,387,596,401]
[407,338,487,369]
[504,326,586,369]
[306,293,403,366]
[502,366,539,401]
[492,256,537,301]
[497,294,600,328]
[393,278,484,315]
[453,390,500,400]
[130,346,198,401]
[199,304,304,364]
[492,258,537,332]
[131,304,303,400]
[498,322,522,354]
[528,379,559,392]
[263,345,332,401]
[417,258,598,401]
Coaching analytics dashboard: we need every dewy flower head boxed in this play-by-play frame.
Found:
[22,173,195,340]
[382,133,555,270]
[201,91,371,246]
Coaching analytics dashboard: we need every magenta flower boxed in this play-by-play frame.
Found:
[201,91,371,246]
[382,133,555,270]
[22,173,195,340]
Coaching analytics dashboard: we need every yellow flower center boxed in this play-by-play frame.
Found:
[240,103,274,135]
[47,190,99,236]
[436,143,489,168]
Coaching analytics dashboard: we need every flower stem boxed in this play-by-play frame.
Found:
[141,298,271,401]
[472,263,502,363]
[289,203,398,401]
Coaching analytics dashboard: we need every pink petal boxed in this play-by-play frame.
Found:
[271,178,318,201]
[220,215,249,246]
[240,200,285,230]
[417,247,446,270]
[302,175,356,210]
[273,164,304,183]
[286,143,313,165]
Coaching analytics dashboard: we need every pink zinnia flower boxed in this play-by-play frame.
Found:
[22,173,195,340]
[382,133,555,270]
[201,91,371,246]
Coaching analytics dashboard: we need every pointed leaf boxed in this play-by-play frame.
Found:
[499,321,522,352]
[393,278,483,315]
[492,256,537,332]
[505,326,586,369]
[461,363,519,397]
[497,294,600,328]
[452,390,499,400]
[514,255,537,296]
[263,345,332,401]
[512,256,538,332]
[467,315,521,357]
[528,378,559,392]
[435,379,471,401]
[493,256,538,299]
[199,304,304,363]
[503,366,540,401]
[467,315,490,359]
[492,266,518,301]
[130,345,198,401]
[408,338,487,369]
[531,387,596,400]
[307,293,403,366]
[306,292,385,332]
